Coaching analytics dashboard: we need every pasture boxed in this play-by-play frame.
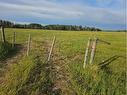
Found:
[0,28,126,95]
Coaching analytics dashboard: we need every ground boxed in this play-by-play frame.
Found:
[0,28,126,95]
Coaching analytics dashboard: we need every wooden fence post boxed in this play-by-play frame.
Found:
[83,38,91,68]
[27,34,31,56]
[12,32,16,48]
[47,36,56,62]
[89,37,97,64]
[0,26,6,43]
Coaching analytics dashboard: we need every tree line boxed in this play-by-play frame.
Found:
[0,19,102,31]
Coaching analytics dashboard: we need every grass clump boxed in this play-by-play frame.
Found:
[68,63,126,95]
[0,55,54,95]
[0,42,12,60]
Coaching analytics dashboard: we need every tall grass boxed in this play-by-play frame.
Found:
[68,63,126,95]
[1,28,125,95]
[0,42,12,60]
[0,54,55,95]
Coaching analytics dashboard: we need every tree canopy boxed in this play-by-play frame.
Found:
[0,19,102,31]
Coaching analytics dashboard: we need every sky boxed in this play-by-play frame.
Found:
[0,0,126,30]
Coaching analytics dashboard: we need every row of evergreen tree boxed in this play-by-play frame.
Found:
[0,20,101,31]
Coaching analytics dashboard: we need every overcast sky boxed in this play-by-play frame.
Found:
[0,0,126,30]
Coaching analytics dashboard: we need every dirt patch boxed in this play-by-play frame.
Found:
[51,50,76,95]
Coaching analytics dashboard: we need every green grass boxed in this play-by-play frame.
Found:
[0,28,126,95]
[0,42,12,60]
[0,48,55,95]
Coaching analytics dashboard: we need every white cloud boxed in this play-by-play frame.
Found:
[0,1,84,19]
[0,0,125,26]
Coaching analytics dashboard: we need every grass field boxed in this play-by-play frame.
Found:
[0,28,126,95]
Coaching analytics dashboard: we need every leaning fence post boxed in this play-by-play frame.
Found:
[26,34,31,56]
[12,32,16,48]
[89,37,97,64]
[0,26,6,43]
[47,36,56,62]
[83,38,91,68]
